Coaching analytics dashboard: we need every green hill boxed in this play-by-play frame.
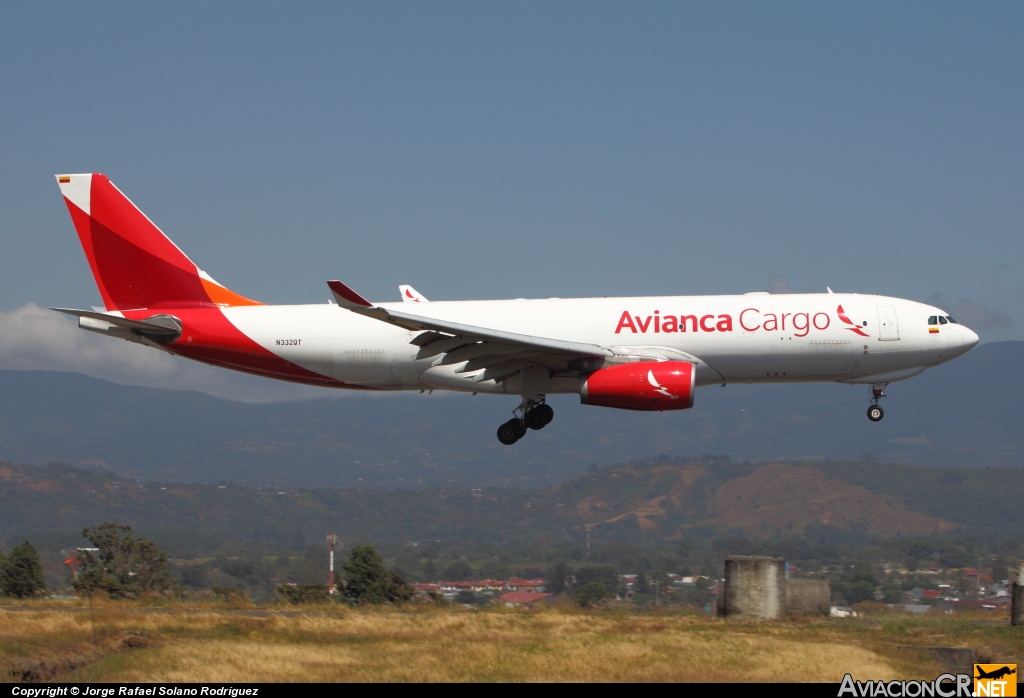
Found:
[2,457,1021,557]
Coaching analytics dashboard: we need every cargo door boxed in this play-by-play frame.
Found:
[808,339,853,375]
[876,306,900,341]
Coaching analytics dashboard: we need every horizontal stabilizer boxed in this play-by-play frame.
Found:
[51,307,182,343]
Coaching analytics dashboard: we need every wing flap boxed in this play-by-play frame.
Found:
[473,360,533,383]
[415,336,472,360]
[411,331,447,347]
[437,342,523,366]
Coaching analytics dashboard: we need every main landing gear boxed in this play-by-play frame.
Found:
[866,383,888,422]
[497,398,554,445]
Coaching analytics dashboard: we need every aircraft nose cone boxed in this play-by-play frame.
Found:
[961,326,979,350]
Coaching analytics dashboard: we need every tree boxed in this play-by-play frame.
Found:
[634,569,652,596]
[75,523,174,598]
[575,565,618,593]
[2,542,47,598]
[546,561,571,594]
[342,546,412,605]
[176,564,209,590]
[674,587,712,608]
[442,560,474,581]
[0,548,7,595]
[836,561,878,605]
[572,582,609,609]
[387,570,414,603]
[841,580,876,605]
[480,558,511,580]
[991,555,1011,583]
[277,583,331,604]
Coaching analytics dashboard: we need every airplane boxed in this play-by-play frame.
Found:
[52,173,979,445]
[974,666,1016,681]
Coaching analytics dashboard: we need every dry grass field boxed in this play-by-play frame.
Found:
[1,601,1022,682]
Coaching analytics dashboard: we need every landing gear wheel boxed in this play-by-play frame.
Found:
[497,419,526,445]
[500,393,552,444]
[525,403,554,430]
[866,382,888,422]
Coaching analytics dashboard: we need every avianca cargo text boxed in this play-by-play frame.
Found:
[52,173,979,445]
[615,308,839,335]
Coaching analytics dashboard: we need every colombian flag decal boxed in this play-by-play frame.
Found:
[929,327,940,334]
[58,176,70,183]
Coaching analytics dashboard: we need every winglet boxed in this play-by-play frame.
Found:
[327,280,372,309]
[399,284,429,303]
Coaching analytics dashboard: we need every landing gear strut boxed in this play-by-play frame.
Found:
[866,383,888,422]
[496,398,554,445]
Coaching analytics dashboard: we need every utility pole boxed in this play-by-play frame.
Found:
[327,534,340,594]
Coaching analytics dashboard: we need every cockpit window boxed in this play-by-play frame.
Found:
[928,316,937,325]
[939,316,948,325]
[945,316,957,324]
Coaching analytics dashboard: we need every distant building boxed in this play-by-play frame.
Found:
[505,578,546,592]
[939,600,998,613]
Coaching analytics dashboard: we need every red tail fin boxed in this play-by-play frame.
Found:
[55,174,260,311]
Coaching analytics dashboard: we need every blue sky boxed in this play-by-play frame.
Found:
[1,2,1021,399]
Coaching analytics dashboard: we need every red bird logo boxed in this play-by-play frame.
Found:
[837,305,869,337]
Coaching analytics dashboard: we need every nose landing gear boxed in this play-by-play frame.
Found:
[866,383,888,422]
[496,398,554,445]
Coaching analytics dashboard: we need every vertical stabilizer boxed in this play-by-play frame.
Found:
[55,174,260,311]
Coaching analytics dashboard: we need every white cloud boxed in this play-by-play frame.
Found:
[0,304,333,402]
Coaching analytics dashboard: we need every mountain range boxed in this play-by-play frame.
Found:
[0,341,1020,488]
[1,457,1020,555]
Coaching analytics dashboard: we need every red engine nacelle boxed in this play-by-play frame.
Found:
[579,361,696,411]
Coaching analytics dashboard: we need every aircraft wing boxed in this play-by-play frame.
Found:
[326,281,719,384]
[328,281,615,382]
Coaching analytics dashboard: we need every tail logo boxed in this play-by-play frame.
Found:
[837,305,870,337]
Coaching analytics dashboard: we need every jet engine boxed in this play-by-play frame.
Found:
[579,361,695,411]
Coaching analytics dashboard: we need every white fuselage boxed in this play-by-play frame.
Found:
[216,292,977,394]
